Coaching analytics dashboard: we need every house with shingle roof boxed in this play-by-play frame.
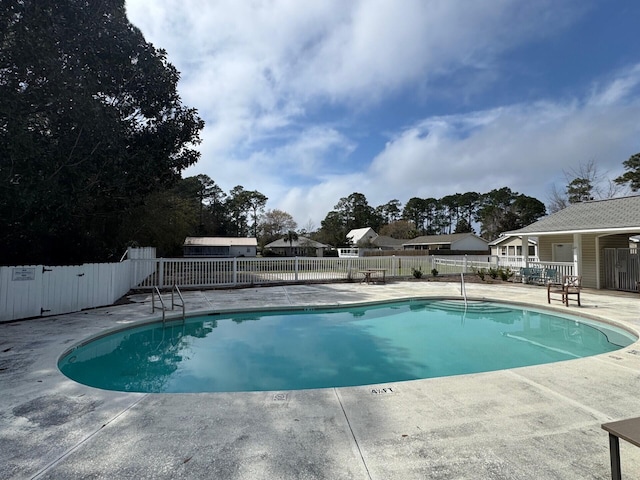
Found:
[183,237,257,257]
[264,236,330,257]
[489,235,538,260]
[503,195,640,290]
[372,235,407,251]
[346,227,378,246]
[402,233,489,252]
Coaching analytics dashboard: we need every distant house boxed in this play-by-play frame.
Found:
[372,235,407,251]
[503,195,640,290]
[183,237,257,257]
[489,235,538,260]
[264,236,330,257]
[346,227,378,246]
[402,233,489,253]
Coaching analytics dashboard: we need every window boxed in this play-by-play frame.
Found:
[552,243,574,262]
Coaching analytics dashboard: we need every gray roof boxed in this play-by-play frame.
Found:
[403,233,487,246]
[506,195,640,236]
[372,235,406,247]
[488,235,538,246]
[264,236,329,249]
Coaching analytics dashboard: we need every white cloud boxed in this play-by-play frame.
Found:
[367,76,640,207]
[290,0,581,102]
[126,0,586,155]
[589,64,640,107]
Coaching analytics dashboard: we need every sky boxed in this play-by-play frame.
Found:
[125,0,640,229]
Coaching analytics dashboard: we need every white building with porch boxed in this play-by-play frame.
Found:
[503,196,640,291]
[489,235,539,262]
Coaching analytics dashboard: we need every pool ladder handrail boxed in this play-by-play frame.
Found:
[460,273,468,308]
[152,285,186,323]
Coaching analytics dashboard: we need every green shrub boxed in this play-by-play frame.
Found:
[474,267,486,281]
[431,268,439,277]
[411,267,423,279]
[499,267,514,281]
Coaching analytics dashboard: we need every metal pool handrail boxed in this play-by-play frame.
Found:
[172,285,185,321]
[151,285,186,323]
[460,273,467,307]
[151,286,166,322]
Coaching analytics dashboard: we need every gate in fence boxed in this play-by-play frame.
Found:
[0,247,156,322]
[603,248,640,292]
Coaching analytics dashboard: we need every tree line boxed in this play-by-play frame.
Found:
[124,180,548,256]
[314,189,546,247]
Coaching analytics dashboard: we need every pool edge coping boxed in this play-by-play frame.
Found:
[57,294,640,387]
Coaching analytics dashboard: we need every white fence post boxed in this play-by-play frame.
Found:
[295,257,299,281]
[233,257,238,285]
[158,259,165,289]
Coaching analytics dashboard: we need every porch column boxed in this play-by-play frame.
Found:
[573,233,582,277]
[521,235,529,284]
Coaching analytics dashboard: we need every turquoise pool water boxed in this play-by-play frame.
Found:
[58,300,636,393]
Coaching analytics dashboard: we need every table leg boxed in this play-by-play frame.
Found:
[609,433,621,480]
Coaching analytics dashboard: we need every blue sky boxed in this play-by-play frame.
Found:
[125,0,640,228]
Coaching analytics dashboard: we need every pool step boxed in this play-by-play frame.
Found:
[427,300,513,315]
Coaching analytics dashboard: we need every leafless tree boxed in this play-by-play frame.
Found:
[547,159,628,213]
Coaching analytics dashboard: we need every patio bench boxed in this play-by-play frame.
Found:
[602,416,640,479]
[518,267,547,284]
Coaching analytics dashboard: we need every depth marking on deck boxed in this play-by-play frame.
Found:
[371,386,398,395]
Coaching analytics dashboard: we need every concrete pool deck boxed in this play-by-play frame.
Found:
[2,280,640,479]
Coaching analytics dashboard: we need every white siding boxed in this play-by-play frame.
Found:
[581,234,597,289]
[0,248,153,322]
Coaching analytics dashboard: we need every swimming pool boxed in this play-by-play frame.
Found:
[58,299,636,393]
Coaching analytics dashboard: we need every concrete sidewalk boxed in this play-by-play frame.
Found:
[2,281,640,479]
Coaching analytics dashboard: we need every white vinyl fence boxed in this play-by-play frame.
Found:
[1,251,572,322]
[130,255,513,289]
[0,247,155,322]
